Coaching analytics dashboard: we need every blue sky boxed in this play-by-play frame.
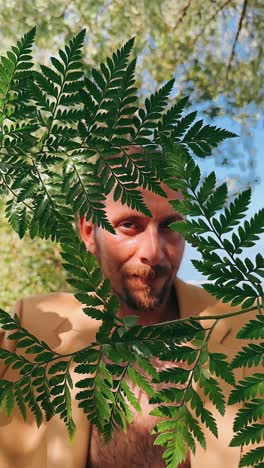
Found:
[179,121,263,283]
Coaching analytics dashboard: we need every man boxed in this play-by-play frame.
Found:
[0,181,258,468]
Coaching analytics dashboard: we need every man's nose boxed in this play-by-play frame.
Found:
[138,227,165,266]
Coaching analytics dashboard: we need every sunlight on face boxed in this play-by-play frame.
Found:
[93,183,185,313]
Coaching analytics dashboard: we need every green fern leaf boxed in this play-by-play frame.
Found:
[218,189,252,234]
[23,377,43,427]
[209,353,235,386]
[185,407,206,450]
[159,345,198,365]
[156,96,190,136]
[182,122,237,157]
[231,343,264,369]
[233,398,264,431]
[127,367,155,397]
[228,374,264,405]
[5,198,30,238]
[34,70,58,97]
[84,37,134,134]
[239,446,264,467]
[197,172,216,203]
[229,423,264,447]
[0,27,35,100]
[203,182,228,217]
[171,111,197,140]
[198,373,225,416]
[153,417,190,468]
[233,209,264,253]
[182,389,216,438]
[0,388,14,417]
[237,315,264,340]
[156,367,190,385]
[120,379,142,413]
[133,79,174,143]
[15,385,27,420]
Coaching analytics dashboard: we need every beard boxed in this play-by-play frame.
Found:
[122,280,170,312]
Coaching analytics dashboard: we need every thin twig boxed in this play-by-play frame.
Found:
[226,0,248,79]
[173,0,193,29]
[189,0,233,49]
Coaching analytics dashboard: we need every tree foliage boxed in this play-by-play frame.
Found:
[0,1,262,109]
[0,199,69,310]
[1,0,263,307]
[0,30,263,467]
[0,0,263,171]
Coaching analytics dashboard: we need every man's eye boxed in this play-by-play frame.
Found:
[121,222,136,229]
[160,223,172,231]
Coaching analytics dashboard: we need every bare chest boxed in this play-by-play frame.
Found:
[89,391,165,468]
[89,361,191,468]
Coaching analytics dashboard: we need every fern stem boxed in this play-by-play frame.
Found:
[97,147,138,200]
[64,150,97,218]
[107,362,130,426]
[1,174,33,211]
[30,158,56,208]
[206,319,219,342]
[0,60,19,152]
[187,180,261,297]
[151,304,258,328]
[172,348,202,421]
[256,296,264,315]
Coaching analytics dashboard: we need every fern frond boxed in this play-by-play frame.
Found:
[233,398,264,431]
[189,388,218,437]
[231,343,264,369]
[209,352,235,386]
[5,198,30,238]
[228,374,264,405]
[83,37,135,139]
[0,27,35,102]
[239,446,264,467]
[171,111,197,141]
[155,96,190,137]
[237,315,264,340]
[153,417,190,468]
[198,373,225,416]
[203,182,228,217]
[217,189,252,234]
[132,79,175,144]
[229,423,264,447]
[182,122,237,158]
[233,209,264,253]
[32,29,85,135]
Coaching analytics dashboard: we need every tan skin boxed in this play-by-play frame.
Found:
[79,184,189,467]
[79,183,185,326]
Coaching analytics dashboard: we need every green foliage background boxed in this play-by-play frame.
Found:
[0,28,263,467]
[0,200,69,310]
[0,0,263,307]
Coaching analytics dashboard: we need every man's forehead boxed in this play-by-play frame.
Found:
[106,181,181,201]
[102,145,182,215]
[104,183,182,219]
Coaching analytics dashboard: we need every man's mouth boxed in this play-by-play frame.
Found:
[130,275,159,285]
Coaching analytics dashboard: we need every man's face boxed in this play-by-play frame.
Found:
[80,184,185,313]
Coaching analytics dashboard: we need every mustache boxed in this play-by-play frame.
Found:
[125,265,169,280]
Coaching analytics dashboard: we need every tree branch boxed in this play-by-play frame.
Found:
[173,0,193,29]
[189,0,233,49]
[226,0,248,78]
